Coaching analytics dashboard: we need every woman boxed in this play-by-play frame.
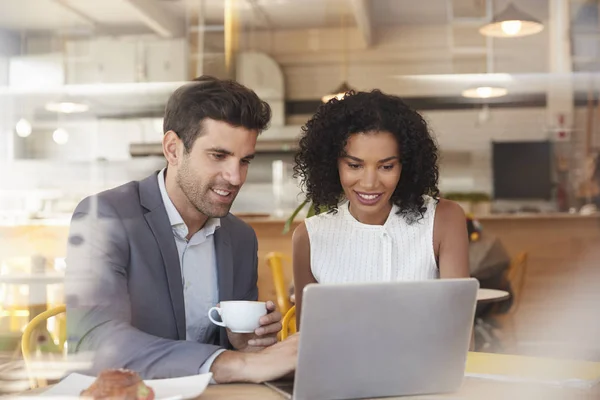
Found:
[292,89,469,325]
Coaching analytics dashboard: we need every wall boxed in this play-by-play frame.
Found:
[12,118,163,161]
[0,29,20,84]
[0,30,20,162]
[429,107,550,194]
[236,24,549,100]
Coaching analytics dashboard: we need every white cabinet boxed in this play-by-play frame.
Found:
[65,40,94,84]
[144,39,187,82]
[66,37,186,84]
[93,39,138,83]
[67,38,137,84]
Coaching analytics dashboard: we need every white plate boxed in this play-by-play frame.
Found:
[38,372,212,399]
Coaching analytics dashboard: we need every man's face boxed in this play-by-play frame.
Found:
[175,119,258,218]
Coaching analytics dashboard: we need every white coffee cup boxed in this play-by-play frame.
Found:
[208,301,267,333]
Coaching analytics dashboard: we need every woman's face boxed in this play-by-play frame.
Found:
[337,131,402,224]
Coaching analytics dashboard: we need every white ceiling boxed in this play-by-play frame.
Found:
[0,0,89,31]
[0,0,168,34]
[0,0,552,35]
[67,0,158,26]
[371,0,450,26]
[0,0,353,33]
[0,0,588,123]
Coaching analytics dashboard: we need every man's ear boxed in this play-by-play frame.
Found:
[163,130,182,166]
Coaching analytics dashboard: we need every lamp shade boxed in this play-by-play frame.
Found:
[479,3,543,38]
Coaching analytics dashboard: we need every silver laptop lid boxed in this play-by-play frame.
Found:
[293,278,479,400]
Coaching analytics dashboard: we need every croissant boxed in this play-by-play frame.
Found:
[80,369,154,400]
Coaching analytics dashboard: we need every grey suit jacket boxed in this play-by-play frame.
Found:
[65,171,259,379]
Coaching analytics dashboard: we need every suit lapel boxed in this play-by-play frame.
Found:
[140,173,186,340]
[214,225,233,347]
[214,225,233,302]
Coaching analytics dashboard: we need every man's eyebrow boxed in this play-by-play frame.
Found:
[206,147,255,160]
[206,147,233,156]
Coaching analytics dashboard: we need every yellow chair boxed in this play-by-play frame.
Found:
[21,305,66,389]
[280,305,296,340]
[266,252,292,315]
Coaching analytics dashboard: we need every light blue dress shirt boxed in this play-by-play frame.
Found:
[157,169,225,376]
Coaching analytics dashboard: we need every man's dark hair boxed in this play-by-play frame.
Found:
[163,75,271,151]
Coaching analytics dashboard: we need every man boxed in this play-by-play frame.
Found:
[65,76,298,383]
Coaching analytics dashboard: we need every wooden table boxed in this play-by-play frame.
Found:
[159,378,598,400]
[476,288,510,304]
[15,353,600,399]
[17,379,597,400]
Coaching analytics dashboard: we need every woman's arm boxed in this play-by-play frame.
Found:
[433,199,474,349]
[433,199,470,279]
[291,221,317,330]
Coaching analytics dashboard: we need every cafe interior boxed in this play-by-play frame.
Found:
[0,0,599,398]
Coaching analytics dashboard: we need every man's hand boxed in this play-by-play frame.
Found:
[210,333,299,384]
[227,301,282,352]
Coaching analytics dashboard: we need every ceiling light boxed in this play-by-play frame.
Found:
[53,128,69,145]
[501,20,522,35]
[15,118,32,138]
[479,3,543,38]
[322,81,355,103]
[45,101,89,114]
[461,86,508,99]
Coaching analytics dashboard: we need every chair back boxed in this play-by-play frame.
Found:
[21,305,66,388]
[281,305,296,340]
[266,252,292,315]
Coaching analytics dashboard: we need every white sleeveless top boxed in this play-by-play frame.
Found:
[305,196,439,283]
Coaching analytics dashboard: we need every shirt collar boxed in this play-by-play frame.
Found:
[157,168,221,239]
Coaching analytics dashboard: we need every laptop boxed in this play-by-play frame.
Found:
[265,278,479,400]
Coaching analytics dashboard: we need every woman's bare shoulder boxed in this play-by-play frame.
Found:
[435,198,466,224]
[292,220,309,247]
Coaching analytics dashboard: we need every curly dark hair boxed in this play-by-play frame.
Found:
[294,89,440,223]
[164,75,271,151]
